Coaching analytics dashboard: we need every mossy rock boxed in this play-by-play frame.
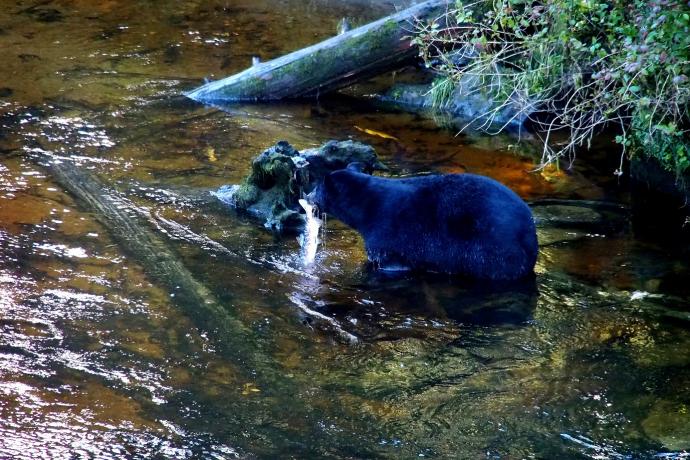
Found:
[231,183,260,208]
[215,139,386,233]
[249,140,300,189]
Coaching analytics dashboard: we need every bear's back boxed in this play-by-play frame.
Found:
[395,174,532,234]
[368,173,537,278]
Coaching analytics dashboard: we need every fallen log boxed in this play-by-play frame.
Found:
[185,0,447,103]
[30,153,277,374]
[27,155,371,450]
[31,152,359,350]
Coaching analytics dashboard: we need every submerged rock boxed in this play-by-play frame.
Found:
[214,140,387,232]
[536,227,584,247]
[532,204,604,227]
[532,202,629,246]
[642,399,690,451]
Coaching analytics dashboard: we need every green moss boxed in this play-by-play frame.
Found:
[228,140,386,232]
[265,18,409,96]
[251,155,293,189]
[232,183,260,208]
[223,75,269,101]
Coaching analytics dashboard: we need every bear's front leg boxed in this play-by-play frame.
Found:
[365,244,412,272]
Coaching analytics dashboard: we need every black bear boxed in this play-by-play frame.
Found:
[309,165,538,280]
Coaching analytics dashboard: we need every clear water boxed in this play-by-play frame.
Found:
[1,0,689,458]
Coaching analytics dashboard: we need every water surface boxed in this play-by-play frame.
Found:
[1,0,690,458]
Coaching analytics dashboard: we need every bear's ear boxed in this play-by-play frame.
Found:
[346,162,367,173]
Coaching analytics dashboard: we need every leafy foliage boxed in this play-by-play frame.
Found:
[414,0,690,173]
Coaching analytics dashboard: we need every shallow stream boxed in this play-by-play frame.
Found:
[1,0,690,458]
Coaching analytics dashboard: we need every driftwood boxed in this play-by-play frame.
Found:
[27,156,373,452]
[32,154,360,348]
[31,154,279,376]
[185,0,447,102]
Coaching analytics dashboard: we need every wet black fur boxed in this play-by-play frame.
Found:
[311,169,538,280]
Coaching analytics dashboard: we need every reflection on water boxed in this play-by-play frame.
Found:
[1,0,690,458]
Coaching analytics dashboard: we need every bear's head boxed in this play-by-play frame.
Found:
[307,163,371,229]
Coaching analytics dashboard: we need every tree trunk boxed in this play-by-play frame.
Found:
[185,0,447,103]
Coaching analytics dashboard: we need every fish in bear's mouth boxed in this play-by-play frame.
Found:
[298,198,323,265]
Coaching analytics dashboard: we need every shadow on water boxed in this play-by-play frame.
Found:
[357,270,538,328]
